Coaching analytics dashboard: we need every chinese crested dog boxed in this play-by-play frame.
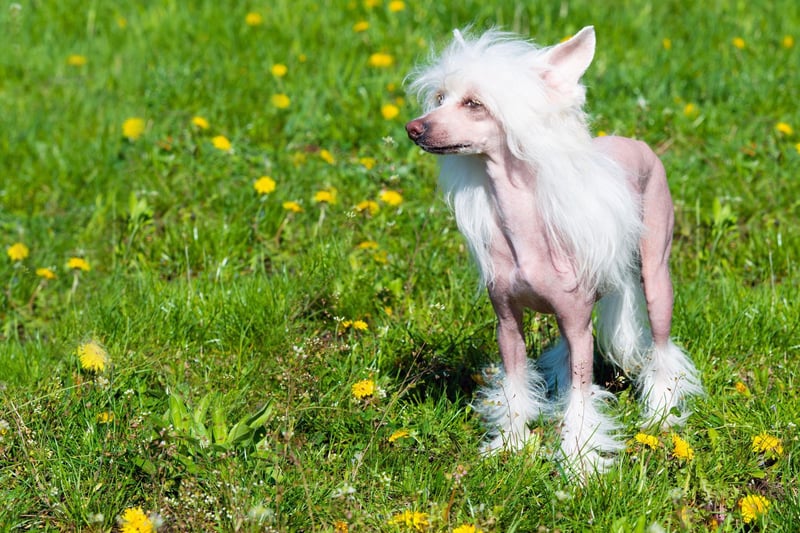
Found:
[405,26,702,477]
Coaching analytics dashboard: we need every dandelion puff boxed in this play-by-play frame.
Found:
[77,341,108,372]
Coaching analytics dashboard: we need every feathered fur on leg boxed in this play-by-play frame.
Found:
[557,385,624,478]
[474,360,548,454]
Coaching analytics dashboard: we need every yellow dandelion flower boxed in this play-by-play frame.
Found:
[596,130,607,137]
[314,188,337,204]
[67,54,87,66]
[388,429,409,443]
[353,20,369,32]
[271,93,291,109]
[77,341,108,372]
[388,0,405,12]
[192,116,210,129]
[7,242,29,262]
[776,122,794,135]
[357,240,380,250]
[381,103,400,120]
[352,320,368,331]
[245,12,263,26]
[334,520,348,533]
[352,379,375,399]
[372,249,388,264]
[282,201,304,213]
[752,433,783,455]
[67,257,91,271]
[671,434,694,461]
[254,176,276,195]
[319,149,336,164]
[355,201,379,215]
[122,117,145,141]
[379,190,403,206]
[359,157,376,170]
[212,135,232,151]
[739,494,770,524]
[732,37,746,50]
[290,152,307,167]
[633,432,660,450]
[782,35,794,48]
[453,525,480,533]
[795,142,800,154]
[341,320,353,329]
[683,103,699,118]
[116,17,128,29]
[388,510,429,531]
[36,267,57,280]
[271,63,288,77]
[119,506,153,533]
[734,381,750,395]
[97,411,115,424]
[662,38,672,50]
[364,0,380,7]
[368,52,394,68]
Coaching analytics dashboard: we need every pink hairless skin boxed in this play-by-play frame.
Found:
[406,26,702,478]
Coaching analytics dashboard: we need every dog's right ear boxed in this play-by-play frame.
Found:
[540,26,596,103]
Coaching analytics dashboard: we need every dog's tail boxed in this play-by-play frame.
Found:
[595,271,652,376]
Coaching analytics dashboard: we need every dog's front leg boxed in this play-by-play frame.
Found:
[475,291,547,454]
[557,305,624,477]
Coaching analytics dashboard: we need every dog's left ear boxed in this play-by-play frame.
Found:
[540,26,596,102]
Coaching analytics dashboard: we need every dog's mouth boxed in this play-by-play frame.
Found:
[415,142,472,155]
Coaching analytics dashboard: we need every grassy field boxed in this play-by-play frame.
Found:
[1,0,799,531]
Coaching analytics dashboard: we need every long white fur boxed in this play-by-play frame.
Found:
[473,360,549,453]
[411,30,643,295]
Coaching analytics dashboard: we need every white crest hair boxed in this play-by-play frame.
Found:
[409,29,643,292]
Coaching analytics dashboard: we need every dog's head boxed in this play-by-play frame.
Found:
[406,26,596,158]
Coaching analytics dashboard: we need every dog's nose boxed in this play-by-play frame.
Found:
[405,119,426,141]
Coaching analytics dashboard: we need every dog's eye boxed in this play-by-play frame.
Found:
[435,93,445,106]
[463,98,482,109]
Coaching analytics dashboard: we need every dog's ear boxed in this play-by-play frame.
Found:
[540,26,595,102]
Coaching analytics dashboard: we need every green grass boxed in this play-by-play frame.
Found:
[1,0,799,531]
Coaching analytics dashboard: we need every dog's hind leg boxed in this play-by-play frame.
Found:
[476,297,547,454]
[638,260,703,427]
[555,304,623,478]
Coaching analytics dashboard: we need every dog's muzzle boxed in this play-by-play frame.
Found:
[405,118,427,143]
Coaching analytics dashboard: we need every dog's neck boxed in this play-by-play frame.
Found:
[481,149,546,264]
